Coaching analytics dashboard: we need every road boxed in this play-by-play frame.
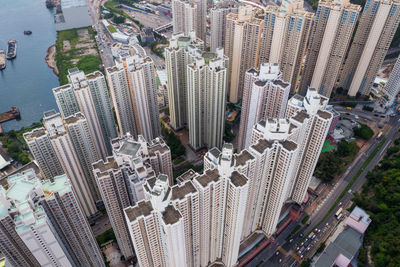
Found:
[245,114,400,266]
[88,0,115,68]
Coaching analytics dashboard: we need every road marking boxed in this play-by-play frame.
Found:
[278,246,288,255]
[290,252,301,262]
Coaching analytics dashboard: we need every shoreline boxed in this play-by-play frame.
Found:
[45,44,59,76]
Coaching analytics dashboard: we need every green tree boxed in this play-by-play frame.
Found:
[353,123,374,140]
[112,15,125,24]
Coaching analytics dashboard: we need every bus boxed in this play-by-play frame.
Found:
[335,207,343,217]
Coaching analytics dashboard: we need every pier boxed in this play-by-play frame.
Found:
[0,106,21,124]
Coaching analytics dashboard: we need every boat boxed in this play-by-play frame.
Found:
[6,40,17,60]
[24,30,32,35]
[0,49,5,70]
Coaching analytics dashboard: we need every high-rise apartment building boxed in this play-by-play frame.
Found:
[41,174,105,267]
[284,88,332,202]
[187,48,228,150]
[225,5,263,103]
[172,0,206,41]
[53,68,116,155]
[299,0,361,97]
[125,144,248,267]
[339,0,400,96]
[210,1,238,52]
[0,169,104,267]
[383,55,400,106]
[106,55,160,141]
[93,157,135,259]
[93,133,173,260]
[172,0,196,36]
[238,63,290,151]
[165,32,204,130]
[23,128,64,180]
[42,110,97,218]
[259,4,313,93]
[0,186,42,267]
[64,112,101,203]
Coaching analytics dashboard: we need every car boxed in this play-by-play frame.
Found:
[289,239,293,243]
[326,222,329,226]
[296,247,300,251]
[307,247,311,251]
[314,228,319,233]
[300,242,304,246]
[279,258,282,263]
[300,233,304,237]
[276,251,279,256]
[300,254,304,259]
[338,202,342,206]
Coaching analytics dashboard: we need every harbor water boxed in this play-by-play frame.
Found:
[0,0,59,131]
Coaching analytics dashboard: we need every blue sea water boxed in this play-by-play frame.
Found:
[0,0,59,131]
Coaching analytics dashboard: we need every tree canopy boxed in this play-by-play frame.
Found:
[352,138,400,267]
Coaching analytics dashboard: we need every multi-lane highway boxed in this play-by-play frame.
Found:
[245,113,400,266]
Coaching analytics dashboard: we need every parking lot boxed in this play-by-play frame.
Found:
[123,8,171,29]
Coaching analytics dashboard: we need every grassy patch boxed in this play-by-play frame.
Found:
[55,27,101,85]
[0,122,43,165]
[107,25,117,33]
[96,228,116,247]
[173,156,185,165]
[302,216,310,225]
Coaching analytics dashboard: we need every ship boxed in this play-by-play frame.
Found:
[24,30,32,35]
[0,49,5,70]
[6,40,17,60]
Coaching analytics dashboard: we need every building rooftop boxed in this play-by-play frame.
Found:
[345,206,372,234]
[195,169,220,187]
[251,139,273,154]
[176,169,198,184]
[64,112,85,124]
[317,110,333,120]
[23,127,47,141]
[273,79,290,88]
[234,150,254,166]
[118,140,141,157]
[315,227,363,267]
[92,157,119,174]
[42,174,71,197]
[291,110,310,123]
[125,200,154,222]
[280,140,297,151]
[162,205,182,225]
[229,171,247,187]
[171,180,197,200]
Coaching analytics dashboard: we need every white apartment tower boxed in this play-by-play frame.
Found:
[53,68,117,155]
[259,4,313,93]
[299,0,361,97]
[42,110,97,218]
[124,144,249,267]
[0,170,104,267]
[63,112,102,204]
[106,55,160,141]
[187,48,228,150]
[23,128,64,181]
[172,0,207,41]
[93,157,135,259]
[197,144,249,266]
[225,5,263,103]
[284,88,333,202]
[238,63,290,151]
[210,1,238,52]
[165,32,204,130]
[383,55,400,106]
[172,0,196,35]
[93,133,174,261]
[340,0,400,96]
